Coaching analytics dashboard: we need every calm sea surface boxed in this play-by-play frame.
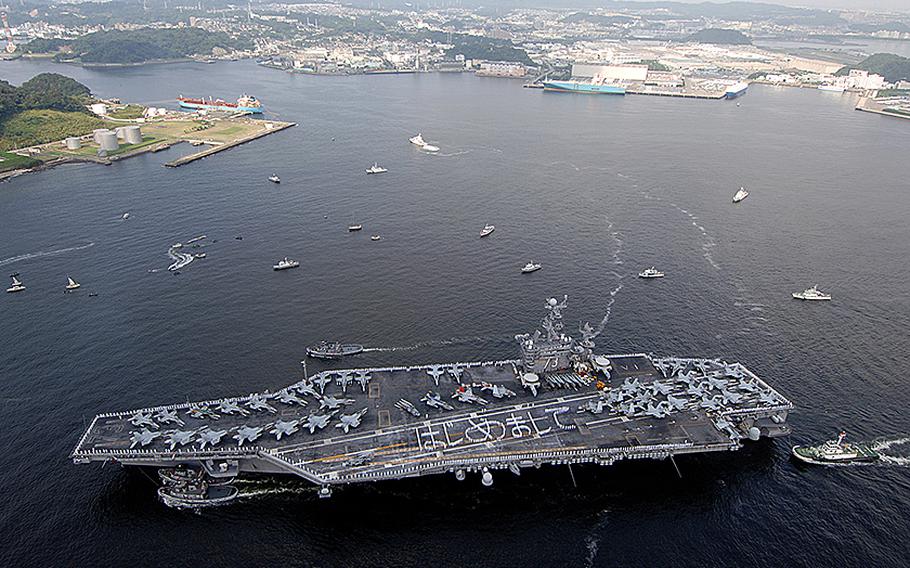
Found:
[1,60,909,567]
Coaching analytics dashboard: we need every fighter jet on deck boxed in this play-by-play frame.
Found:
[319,394,355,410]
[759,391,778,405]
[154,409,184,426]
[426,366,445,386]
[187,406,219,420]
[304,412,335,434]
[452,386,489,405]
[295,381,320,398]
[246,394,277,413]
[577,399,607,415]
[448,365,464,381]
[707,376,729,390]
[276,389,307,406]
[700,396,723,411]
[336,408,368,433]
[218,400,250,416]
[129,428,160,448]
[165,430,195,451]
[650,380,672,395]
[666,394,687,411]
[335,371,353,393]
[129,411,157,429]
[738,379,761,393]
[313,373,333,394]
[644,401,672,419]
[354,371,372,392]
[421,391,454,411]
[234,425,264,445]
[269,419,301,440]
[483,383,516,399]
[197,428,228,449]
[720,389,743,404]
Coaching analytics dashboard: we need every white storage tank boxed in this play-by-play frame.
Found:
[65,137,82,150]
[98,131,119,152]
[124,125,142,145]
[114,127,128,140]
[93,129,111,144]
[90,103,108,116]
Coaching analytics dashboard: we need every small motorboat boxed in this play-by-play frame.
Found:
[639,267,665,279]
[371,235,381,241]
[733,186,749,203]
[6,275,26,293]
[65,276,81,291]
[273,257,300,271]
[348,224,363,232]
[121,212,130,220]
[409,134,427,146]
[268,175,281,183]
[480,224,495,238]
[521,262,542,274]
[366,163,388,175]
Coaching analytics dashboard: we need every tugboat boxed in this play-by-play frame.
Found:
[157,480,239,509]
[272,257,300,271]
[792,432,879,465]
[6,275,25,293]
[268,175,281,184]
[733,186,749,203]
[792,285,831,301]
[521,262,542,274]
[159,465,236,487]
[65,276,81,291]
[480,224,495,238]
[638,267,665,279]
[365,163,388,175]
[306,341,365,360]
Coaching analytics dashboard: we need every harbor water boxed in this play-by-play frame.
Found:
[1,60,909,567]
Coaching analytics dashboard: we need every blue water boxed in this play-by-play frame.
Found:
[1,60,909,567]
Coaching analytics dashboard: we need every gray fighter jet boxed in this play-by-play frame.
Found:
[687,383,707,397]
[187,405,219,420]
[269,419,300,440]
[129,428,160,448]
[129,411,157,429]
[452,386,489,405]
[484,383,516,399]
[622,377,641,391]
[395,398,421,417]
[644,401,672,419]
[154,409,184,426]
[448,365,464,381]
[421,391,454,411]
[296,381,320,398]
[650,380,672,395]
[335,371,353,393]
[620,401,642,416]
[700,396,723,411]
[319,394,355,410]
[234,425,264,445]
[246,394,277,413]
[426,366,445,386]
[165,430,195,451]
[354,371,372,392]
[720,389,743,404]
[336,408,368,433]
[607,390,626,404]
[738,379,761,393]
[666,394,688,411]
[276,389,307,406]
[197,428,228,449]
[304,412,335,434]
[759,391,778,405]
[218,400,250,416]
[313,373,333,394]
[707,376,729,390]
[577,399,607,415]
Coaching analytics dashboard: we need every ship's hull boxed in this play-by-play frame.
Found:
[178,100,263,114]
[543,81,626,95]
[725,84,749,99]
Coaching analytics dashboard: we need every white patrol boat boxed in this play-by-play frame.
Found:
[273,257,300,271]
[521,262,542,274]
[792,285,831,301]
[638,267,665,279]
[366,163,388,174]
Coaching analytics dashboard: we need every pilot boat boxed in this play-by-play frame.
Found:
[521,262,542,274]
[733,186,749,203]
[638,267,665,279]
[366,163,388,175]
[480,224,495,237]
[348,224,363,232]
[268,175,281,184]
[6,275,26,293]
[272,257,300,271]
[65,276,81,291]
[792,432,879,465]
[306,341,365,360]
[792,285,831,301]
[157,480,239,509]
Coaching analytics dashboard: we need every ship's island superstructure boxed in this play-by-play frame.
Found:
[72,296,793,506]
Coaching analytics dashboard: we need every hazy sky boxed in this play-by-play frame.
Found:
[625,0,910,13]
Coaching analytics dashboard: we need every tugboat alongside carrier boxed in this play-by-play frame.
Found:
[792,432,879,465]
[72,296,793,507]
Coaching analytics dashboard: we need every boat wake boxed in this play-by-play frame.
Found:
[592,283,623,339]
[873,437,910,466]
[362,335,503,353]
[0,242,95,267]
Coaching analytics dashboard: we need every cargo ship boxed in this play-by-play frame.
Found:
[177,94,263,114]
[543,78,626,95]
[725,82,749,99]
[72,295,792,506]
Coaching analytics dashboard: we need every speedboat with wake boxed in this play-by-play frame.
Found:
[638,267,665,279]
[306,341,365,360]
[273,257,300,271]
[268,175,281,184]
[792,285,831,301]
[733,186,749,203]
[366,163,388,175]
[65,276,81,291]
[6,275,25,293]
[480,224,495,237]
[792,432,879,465]
[521,262,542,274]
[409,133,439,152]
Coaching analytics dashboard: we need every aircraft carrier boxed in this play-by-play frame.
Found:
[72,296,793,505]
